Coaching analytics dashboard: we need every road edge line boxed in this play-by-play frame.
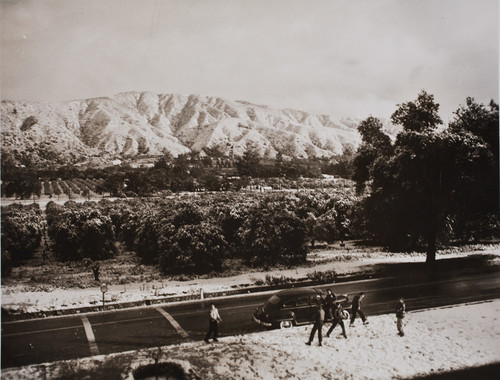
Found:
[81,315,99,356]
[155,307,189,338]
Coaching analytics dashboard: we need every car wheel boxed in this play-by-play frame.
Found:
[342,310,350,320]
[279,320,293,329]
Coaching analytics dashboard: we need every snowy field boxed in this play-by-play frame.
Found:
[3,300,500,379]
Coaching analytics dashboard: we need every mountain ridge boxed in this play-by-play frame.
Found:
[1,91,362,167]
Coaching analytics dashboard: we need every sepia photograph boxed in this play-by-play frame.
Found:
[1,0,499,379]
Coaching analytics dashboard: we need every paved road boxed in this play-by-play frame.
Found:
[2,270,500,369]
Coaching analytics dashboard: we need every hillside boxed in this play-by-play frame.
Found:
[1,92,361,166]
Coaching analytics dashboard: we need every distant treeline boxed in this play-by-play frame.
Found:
[0,149,353,198]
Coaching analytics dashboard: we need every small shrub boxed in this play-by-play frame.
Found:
[306,270,337,283]
[264,274,295,286]
[253,278,265,286]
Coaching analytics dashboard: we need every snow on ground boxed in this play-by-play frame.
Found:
[3,246,499,315]
[3,300,500,379]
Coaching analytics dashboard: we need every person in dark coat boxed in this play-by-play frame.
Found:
[306,303,325,346]
[396,297,406,336]
[204,304,222,343]
[326,301,347,338]
[324,289,336,320]
[350,292,368,326]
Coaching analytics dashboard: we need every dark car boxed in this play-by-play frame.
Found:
[252,288,351,329]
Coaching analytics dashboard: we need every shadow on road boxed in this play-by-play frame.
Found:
[361,254,499,280]
[409,362,500,380]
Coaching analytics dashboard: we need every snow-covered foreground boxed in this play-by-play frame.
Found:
[3,300,500,379]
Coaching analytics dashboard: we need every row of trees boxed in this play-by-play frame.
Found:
[32,191,357,274]
[353,92,499,262]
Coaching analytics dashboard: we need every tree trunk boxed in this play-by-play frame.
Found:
[426,242,436,264]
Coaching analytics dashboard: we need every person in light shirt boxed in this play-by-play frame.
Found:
[204,304,223,343]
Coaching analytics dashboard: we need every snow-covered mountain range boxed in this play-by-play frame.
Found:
[1,92,361,166]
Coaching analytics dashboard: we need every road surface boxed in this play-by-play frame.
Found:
[2,269,500,369]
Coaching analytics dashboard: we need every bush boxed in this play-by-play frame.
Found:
[239,202,308,266]
[159,223,228,274]
[49,205,117,261]
[134,215,174,264]
[1,203,43,263]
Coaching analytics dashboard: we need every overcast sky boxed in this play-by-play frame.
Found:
[1,0,498,121]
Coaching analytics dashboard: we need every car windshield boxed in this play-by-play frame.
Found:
[265,295,281,307]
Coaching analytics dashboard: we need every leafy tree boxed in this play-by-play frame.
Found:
[352,117,393,193]
[99,171,125,196]
[199,171,223,191]
[48,204,117,261]
[391,90,442,132]
[1,203,43,267]
[448,98,499,241]
[172,202,204,228]
[236,145,261,177]
[159,223,228,274]
[274,151,285,177]
[3,168,42,199]
[294,192,328,219]
[282,157,301,179]
[326,147,355,179]
[134,213,172,264]
[211,203,248,250]
[313,209,338,244]
[154,151,174,170]
[239,202,307,266]
[355,91,497,263]
[312,196,356,244]
[172,154,191,179]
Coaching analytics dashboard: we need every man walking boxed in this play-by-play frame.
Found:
[326,301,347,339]
[350,292,369,326]
[396,297,406,336]
[324,289,336,320]
[306,303,325,346]
[204,304,222,343]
